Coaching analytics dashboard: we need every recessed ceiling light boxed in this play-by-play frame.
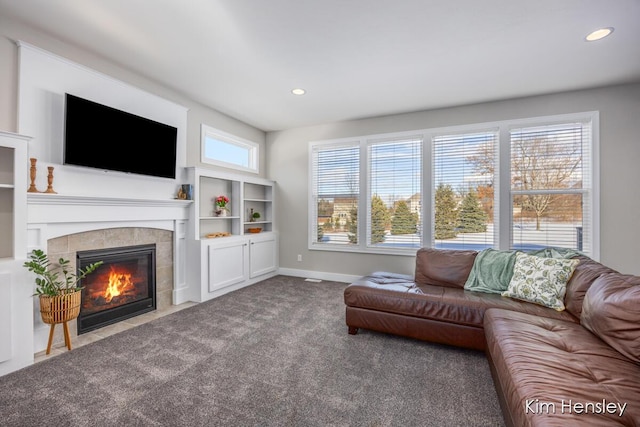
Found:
[291,88,306,95]
[585,27,614,42]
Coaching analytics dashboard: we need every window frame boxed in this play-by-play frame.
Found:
[201,124,259,174]
[366,135,423,252]
[308,112,599,259]
[308,139,361,251]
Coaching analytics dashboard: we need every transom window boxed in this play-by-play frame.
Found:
[201,124,259,173]
[309,112,598,258]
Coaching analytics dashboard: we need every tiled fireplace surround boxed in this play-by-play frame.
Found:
[27,193,192,357]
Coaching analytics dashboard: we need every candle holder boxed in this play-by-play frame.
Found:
[44,166,57,194]
[27,158,40,193]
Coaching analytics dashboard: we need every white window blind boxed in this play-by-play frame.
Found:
[310,143,360,246]
[433,131,498,250]
[367,137,422,249]
[510,122,591,253]
[308,112,597,257]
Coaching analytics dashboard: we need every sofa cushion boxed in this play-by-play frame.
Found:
[581,273,640,363]
[502,252,579,311]
[414,248,477,289]
[484,309,640,426]
[344,272,576,329]
[564,255,618,319]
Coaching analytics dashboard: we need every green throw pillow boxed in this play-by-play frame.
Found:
[502,252,580,311]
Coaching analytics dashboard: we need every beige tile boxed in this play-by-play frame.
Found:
[48,236,69,254]
[68,230,106,251]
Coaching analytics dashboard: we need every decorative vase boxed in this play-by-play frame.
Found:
[216,209,228,217]
[39,290,82,324]
[39,289,82,354]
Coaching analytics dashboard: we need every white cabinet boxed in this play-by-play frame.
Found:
[186,168,278,302]
[0,131,29,260]
[208,237,248,292]
[249,233,277,278]
[0,131,34,376]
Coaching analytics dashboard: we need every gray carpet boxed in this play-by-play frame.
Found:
[0,275,504,426]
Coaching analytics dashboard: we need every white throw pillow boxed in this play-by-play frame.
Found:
[502,252,580,311]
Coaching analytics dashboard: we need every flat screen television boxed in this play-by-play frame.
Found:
[64,93,178,179]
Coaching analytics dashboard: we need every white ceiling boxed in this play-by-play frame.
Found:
[1,0,639,132]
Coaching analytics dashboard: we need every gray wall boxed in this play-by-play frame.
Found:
[3,15,639,278]
[0,16,266,177]
[268,83,640,277]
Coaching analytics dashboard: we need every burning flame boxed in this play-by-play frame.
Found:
[104,267,134,302]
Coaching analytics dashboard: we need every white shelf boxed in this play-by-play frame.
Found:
[201,216,241,220]
[0,132,30,259]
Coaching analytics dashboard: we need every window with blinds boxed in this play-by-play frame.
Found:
[433,131,498,250]
[367,137,422,249]
[510,122,591,252]
[308,112,597,257]
[310,142,360,246]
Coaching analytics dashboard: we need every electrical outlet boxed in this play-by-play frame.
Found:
[297,254,302,262]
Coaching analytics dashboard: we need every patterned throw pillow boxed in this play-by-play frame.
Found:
[502,252,580,311]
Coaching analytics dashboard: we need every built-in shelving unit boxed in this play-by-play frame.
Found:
[186,168,278,302]
[243,181,273,234]
[0,131,31,373]
[0,131,29,260]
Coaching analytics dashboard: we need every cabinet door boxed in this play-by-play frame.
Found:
[0,271,11,362]
[208,240,248,292]
[249,235,277,278]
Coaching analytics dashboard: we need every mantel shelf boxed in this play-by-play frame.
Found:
[27,193,193,208]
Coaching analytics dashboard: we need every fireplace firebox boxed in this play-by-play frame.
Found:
[76,244,156,334]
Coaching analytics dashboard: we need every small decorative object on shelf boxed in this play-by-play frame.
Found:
[176,187,187,199]
[247,227,262,233]
[27,158,40,193]
[215,195,230,217]
[177,183,194,200]
[205,232,231,238]
[44,166,57,194]
[181,184,193,200]
[23,249,103,355]
[250,209,261,222]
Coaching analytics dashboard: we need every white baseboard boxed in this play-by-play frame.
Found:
[277,268,360,284]
[173,285,192,305]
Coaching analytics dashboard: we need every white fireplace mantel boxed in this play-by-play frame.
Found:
[28,193,190,241]
[26,193,193,305]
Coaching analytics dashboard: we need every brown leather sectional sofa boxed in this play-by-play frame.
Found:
[344,248,640,426]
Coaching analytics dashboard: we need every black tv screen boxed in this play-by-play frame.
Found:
[64,93,178,179]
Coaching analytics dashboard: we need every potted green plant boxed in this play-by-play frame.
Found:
[251,211,261,222]
[23,249,103,354]
[23,249,103,297]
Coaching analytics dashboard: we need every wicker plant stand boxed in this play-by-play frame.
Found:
[39,290,82,355]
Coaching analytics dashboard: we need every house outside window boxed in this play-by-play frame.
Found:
[309,112,599,258]
[367,136,422,250]
[310,142,359,246]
